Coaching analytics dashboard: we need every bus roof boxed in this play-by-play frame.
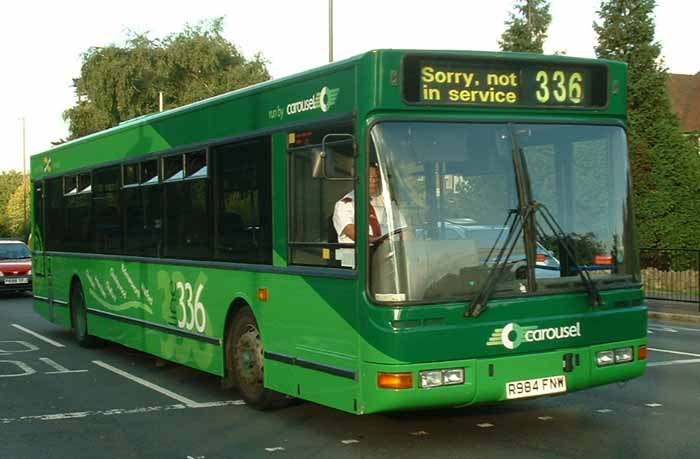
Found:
[31,49,626,179]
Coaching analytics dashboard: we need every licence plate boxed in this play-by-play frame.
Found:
[4,278,28,285]
[506,375,567,400]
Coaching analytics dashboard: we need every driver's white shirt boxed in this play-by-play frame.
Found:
[332,191,407,244]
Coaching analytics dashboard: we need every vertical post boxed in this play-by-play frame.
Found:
[159,92,164,112]
[21,116,27,240]
[697,250,699,311]
[328,0,334,63]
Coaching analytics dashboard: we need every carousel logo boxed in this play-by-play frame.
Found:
[487,322,581,350]
[286,86,340,116]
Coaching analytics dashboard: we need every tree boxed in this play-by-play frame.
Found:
[0,171,24,236]
[499,0,552,53]
[64,17,271,139]
[594,0,700,249]
[4,177,30,239]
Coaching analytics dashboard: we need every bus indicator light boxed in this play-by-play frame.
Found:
[378,372,413,389]
[258,288,269,302]
[638,346,648,360]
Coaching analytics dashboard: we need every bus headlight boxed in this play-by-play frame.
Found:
[419,368,464,388]
[614,347,634,363]
[420,371,443,388]
[596,350,615,366]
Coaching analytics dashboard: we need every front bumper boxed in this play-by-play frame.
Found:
[359,337,647,414]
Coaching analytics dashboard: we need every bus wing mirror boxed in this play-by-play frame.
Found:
[318,134,356,181]
[311,149,327,179]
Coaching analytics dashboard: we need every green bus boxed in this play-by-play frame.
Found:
[31,50,647,414]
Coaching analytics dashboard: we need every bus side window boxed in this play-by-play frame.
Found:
[212,136,272,265]
[287,122,355,268]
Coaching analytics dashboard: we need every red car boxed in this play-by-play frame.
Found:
[0,239,32,293]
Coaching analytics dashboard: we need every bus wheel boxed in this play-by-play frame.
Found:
[70,281,98,348]
[229,306,287,410]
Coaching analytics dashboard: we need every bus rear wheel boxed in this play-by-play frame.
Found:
[228,306,287,410]
[70,281,98,348]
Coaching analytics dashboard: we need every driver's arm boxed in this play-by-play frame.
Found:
[341,224,356,241]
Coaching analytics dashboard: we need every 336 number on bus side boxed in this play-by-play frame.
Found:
[176,282,207,333]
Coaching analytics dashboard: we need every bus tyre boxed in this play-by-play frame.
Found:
[70,282,98,348]
[229,306,287,410]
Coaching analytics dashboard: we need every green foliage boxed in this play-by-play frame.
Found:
[64,17,271,139]
[0,171,24,236]
[594,0,700,249]
[2,176,29,239]
[499,0,552,53]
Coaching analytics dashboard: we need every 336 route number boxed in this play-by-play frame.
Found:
[176,282,206,333]
[535,70,583,104]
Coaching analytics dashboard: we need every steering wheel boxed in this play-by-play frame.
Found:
[370,227,405,246]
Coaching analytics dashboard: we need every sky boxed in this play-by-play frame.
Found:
[1,0,698,173]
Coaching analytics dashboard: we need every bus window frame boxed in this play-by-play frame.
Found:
[363,116,638,307]
[286,119,358,269]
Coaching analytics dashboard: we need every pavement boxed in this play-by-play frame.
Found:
[646,297,700,324]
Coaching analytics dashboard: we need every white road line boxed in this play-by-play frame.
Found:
[649,323,700,332]
[647,358,700,367]
[0,400,243,425]
[92,360,200,407]
[11,324,65,348]
[648,326,678,333]
[649,347,700,358]
[0,404,185,424]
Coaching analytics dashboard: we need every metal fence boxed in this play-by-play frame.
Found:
[640,248,700,308]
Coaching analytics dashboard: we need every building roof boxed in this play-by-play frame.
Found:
[667,72,700,132]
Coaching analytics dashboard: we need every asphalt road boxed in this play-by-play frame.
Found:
[2,294,699,459]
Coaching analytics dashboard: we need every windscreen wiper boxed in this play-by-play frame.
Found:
[466,208,527,317]
[532,202,602,307]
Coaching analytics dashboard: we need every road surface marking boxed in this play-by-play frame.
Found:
[649,323,700,332]
[649,348,700,358]
[93,360,200,406]
[0,360,36,378]
[0,400,243,425]
[538,416,553,421]
[265,447,285,452]
[645,403,663,408]
[477,423,494,428]
[596,409,613,413]
[647,358,700,367]
[410,430,429,436]
[39,357,88,374]
[341,439,360,444]
[0,340,39,354]
[648,326,678,333]
[11,324,65,348]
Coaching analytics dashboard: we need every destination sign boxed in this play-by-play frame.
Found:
[404,57,607,108]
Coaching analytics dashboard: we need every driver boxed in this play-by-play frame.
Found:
[333,164,407,243]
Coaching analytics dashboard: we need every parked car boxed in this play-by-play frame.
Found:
[0,239,32,294]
